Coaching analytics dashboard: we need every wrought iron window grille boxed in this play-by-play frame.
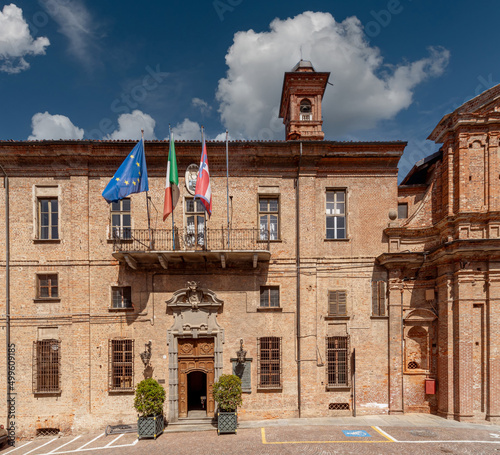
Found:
[33,339,61,394]
[109,339,134,392]
[257,336,282,389]
[326,336,350,388]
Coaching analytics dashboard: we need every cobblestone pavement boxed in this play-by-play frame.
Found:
[3,414,500,455]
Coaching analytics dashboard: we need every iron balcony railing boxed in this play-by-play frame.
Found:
[112,228,271,252]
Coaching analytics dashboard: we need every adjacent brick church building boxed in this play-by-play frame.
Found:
[0,61,499,437]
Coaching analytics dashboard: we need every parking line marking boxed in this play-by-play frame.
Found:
[37,439,139,455]
[260,427,392,444]
[373,426,398,442]
[48,436,81,453]
[75,433,104,451]
[104,434,124,447]
[396,440,500,444]
[23,438,57,455]
[4,441,33,454]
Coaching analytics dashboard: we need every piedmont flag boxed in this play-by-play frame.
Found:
[194,130,212,217]
[163,132,179,221]
[102,138,149,203]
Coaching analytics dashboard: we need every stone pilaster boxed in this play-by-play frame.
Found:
[388,270,403,414]
[436,270,455,419]
[487,262,500,423]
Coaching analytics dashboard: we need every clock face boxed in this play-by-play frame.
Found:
[185,164,199,195]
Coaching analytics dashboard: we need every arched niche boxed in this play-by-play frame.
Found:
[404,309,437,373]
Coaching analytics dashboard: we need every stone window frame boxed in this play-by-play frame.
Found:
[258,285,280,310]
[258,194,281,241]
[108,338,134,392]
[184,196,206,248]
[110,198,132,240]
[35,272,60,302]
[33,185,61,242]
[33,339,61,394]
[325,189,348,241]
[110,286,134,311]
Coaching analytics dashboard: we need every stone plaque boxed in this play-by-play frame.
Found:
[231,358,252,393]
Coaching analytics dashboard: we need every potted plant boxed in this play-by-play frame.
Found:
[134,378,165,439]
[212,374,243,435]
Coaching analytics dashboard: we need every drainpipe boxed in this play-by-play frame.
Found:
[0,165,10,422]
[296,143,302,418]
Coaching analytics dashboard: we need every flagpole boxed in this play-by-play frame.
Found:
[142,129,152,250]
[225,130,230,249]
[170,125,176,251]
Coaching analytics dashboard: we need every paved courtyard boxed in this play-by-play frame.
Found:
[4,414,500,455]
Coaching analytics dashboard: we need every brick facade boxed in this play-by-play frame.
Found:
[0,64,499,437]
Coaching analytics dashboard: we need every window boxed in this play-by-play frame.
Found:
[259,197,279,240]
[111,198,131,239]
[326,336,350,388]
[257,337,281,388]
[260,286,279,308]
[185,198,205,247]
[33,340,61,393]
[37,274,58,299]
[111,286,132,309]
[328,290,347,316]
[109,339,134,391]
[372,281,386,316]
[398,203,408,219]
[38,198,58,240]
[326,191,346,239]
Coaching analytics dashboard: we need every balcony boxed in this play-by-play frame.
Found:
[112,228,271,269]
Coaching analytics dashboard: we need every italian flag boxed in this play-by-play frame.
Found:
[163,133,179,221]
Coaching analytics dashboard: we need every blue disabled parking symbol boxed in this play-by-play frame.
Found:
[343,430,371,437]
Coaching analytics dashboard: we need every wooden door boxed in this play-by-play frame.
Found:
[178,338,215,418]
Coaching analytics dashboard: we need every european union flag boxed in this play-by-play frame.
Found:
[102,138,149,203]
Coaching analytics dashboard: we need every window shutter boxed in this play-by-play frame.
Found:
[372,281,378,315]
[338,291,346,315]
[329,291,346,315]
[328,291,338,315]
[378,281,386,316]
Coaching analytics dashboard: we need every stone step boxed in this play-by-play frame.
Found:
[169,418,215,426]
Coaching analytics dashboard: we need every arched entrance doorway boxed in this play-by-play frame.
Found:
[188,371,207,414]
[166,282,224,422]
[178,338,215,418]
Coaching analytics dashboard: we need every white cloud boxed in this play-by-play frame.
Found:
[192,97,212,115]
[0,4,50,74]
[28,112,84,140]
[213,131,231,141]
[216,11,450,139]
[171,118,201,141]
[106,110,156,140]
[39,0,98,66]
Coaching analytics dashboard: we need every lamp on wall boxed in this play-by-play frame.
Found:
[140,341,152,366]
[236,339,247,364]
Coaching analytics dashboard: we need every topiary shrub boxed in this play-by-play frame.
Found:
[212,374,243,412]
[134,378,166,417]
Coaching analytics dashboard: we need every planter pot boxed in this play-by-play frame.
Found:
[137,414,164,440]
[217,411,237,435]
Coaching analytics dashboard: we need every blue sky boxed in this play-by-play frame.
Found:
[1,0,499,179]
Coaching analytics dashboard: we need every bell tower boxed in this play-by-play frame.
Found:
[279,60,330,141]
